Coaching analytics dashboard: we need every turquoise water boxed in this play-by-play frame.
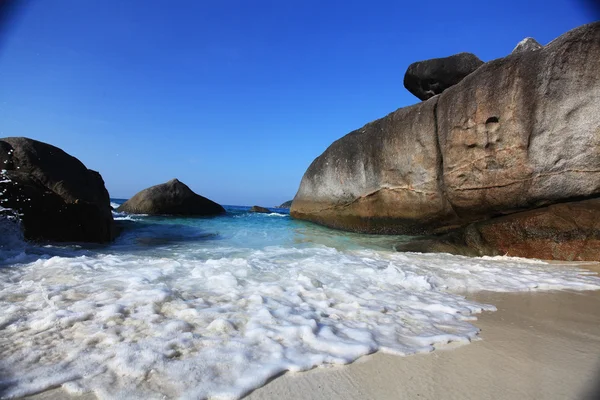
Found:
[1,201,599,399]
[110,200,404,256]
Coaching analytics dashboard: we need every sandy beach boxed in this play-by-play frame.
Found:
[247,263,600,400]
[3,4,599,400]
[22,263,600,400]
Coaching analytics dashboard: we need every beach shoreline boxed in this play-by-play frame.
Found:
[247,265,600,400]
[22,263,600,400]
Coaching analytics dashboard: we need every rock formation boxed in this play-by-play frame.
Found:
[291,22,600,260]
[0,137,116,243]
[403,52,483,100]
[250,205,271,213]
[118,179,225,216]
[512,37,543,54]
[278,200,293,208]
[396,198,600,262]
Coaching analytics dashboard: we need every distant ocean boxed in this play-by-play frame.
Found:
[1,199,600,398]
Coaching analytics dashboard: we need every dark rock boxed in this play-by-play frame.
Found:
[396,198,600,261]
[117,179,225,216]
[0,137,116,243]
[395,231,484,258]
[291,22,600,261]
[278,200,293,208]
[250,205,271,213]
[511,37,543,54]
[403,52,483,100]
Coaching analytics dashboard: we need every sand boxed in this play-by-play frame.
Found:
[23,263,600,400]
[246,288,600,400]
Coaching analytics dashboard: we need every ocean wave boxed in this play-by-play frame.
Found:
[112,214,139,221]
[111,210,148,220]
[0,209,27,266]
[0,245,598,398]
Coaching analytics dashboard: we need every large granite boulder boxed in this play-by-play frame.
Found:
[291,22,600,260]
[396,198,600,261]
[435,22,599,222]
[403,52,484,100]
[512,37,543,54]
[0,137,116,242]
[292,98,455,235]
[117,179,225,216]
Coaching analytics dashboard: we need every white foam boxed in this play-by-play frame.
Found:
[0,246,599,398]
[114,212,149,218]
[266,213,287,217]
[112,214,138,221]
[110,202,121,210]
[111,207,146,221]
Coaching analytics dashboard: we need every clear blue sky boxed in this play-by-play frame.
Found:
[0,1,597,206]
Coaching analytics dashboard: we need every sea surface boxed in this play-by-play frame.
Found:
[1,200,600,399]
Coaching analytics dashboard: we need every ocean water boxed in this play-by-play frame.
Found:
[1,200,599,399]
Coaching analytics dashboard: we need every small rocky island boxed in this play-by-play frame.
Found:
[250,205,271,213]
[278,200,293,208]
[117,179,225,216]
[290,22,600,261]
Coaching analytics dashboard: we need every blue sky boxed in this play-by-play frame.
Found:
[0,1,597,206]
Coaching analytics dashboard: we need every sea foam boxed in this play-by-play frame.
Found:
[1,242,599,399]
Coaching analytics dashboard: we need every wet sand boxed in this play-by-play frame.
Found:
[246,288,600,400]
[24,264,600,400]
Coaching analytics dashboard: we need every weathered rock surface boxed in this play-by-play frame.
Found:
[0,137,116,242]
[118,179,225,216]
[250,205,271,213]
[292,98,458,235]
[291,22,600,260]
[403,52,484,100]
[436,22,600,222]
[278,200,293,209]
[512,37,543,54]
[396,198,600,261]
